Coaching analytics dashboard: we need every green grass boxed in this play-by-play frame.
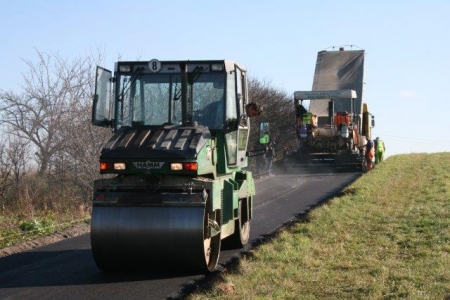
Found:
[0,214,90,248]
[189,153,450,299]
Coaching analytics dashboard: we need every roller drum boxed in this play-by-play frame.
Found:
[91,205,215,271]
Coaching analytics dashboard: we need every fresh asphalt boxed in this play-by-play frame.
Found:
[0,170,360,299]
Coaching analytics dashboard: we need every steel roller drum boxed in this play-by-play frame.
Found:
[91,205,212,270]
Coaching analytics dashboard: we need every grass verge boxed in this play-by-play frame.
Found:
[0,213,90,249]
[188,153,450,299]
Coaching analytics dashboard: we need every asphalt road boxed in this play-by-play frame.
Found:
[0,170,360,299]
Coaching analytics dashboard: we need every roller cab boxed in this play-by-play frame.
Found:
[91,60,255,271]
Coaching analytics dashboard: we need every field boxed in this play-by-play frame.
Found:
[188,153,450,299]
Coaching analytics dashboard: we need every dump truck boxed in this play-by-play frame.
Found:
[90,59,256,272]
[290,47,375,170]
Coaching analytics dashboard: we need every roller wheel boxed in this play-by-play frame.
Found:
[203,208,222,271]
[224,198,251,248]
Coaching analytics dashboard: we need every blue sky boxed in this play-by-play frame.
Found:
[1,1,449,157]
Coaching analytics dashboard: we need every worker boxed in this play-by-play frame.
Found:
[365,136,375,170]
[265,141,275,176]
[239,102,262,126]
[200,97,262,128]
[245,102,262,117]
[198,100,223,128]
[374,137,386,164]
[283,146,290,158]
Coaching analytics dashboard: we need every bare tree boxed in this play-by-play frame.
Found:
[0,50,111,217]
[0,51,90,175]
[0,136,29,211]
[248,77,297,155]
[0,143,13,211]
[7,135,30,183]
[60,94,110,202]
[0,50,109,175]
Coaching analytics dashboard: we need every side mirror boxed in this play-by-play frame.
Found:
[371,115,375,128]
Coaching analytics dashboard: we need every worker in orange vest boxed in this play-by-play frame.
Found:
[365,136,375,170]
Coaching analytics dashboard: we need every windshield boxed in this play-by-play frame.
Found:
[116,71,226,129]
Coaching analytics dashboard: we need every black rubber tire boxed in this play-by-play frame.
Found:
[223,198,251,249]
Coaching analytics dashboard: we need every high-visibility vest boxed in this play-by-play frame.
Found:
[376,140,384,152]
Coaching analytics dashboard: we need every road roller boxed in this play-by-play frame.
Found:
[91,59,256,271]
